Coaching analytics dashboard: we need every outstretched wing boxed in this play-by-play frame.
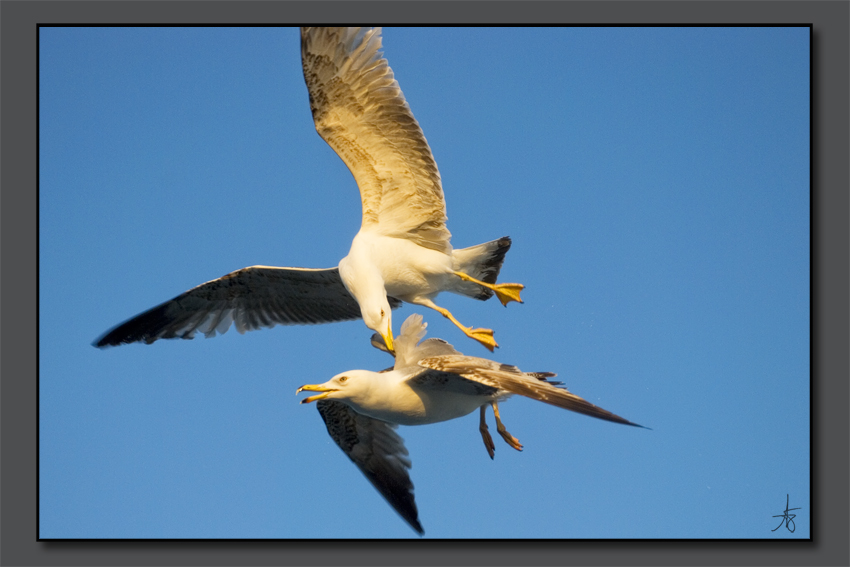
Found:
[94,266,402,348]
[316,400,423,535]
[300,27,450,253]
[418,355,645,428]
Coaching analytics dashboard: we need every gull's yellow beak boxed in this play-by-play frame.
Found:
[296,384,337,404]
[382,323,395,354]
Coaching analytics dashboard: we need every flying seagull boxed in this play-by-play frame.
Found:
[298,314,645,534]
[94,27,523,352]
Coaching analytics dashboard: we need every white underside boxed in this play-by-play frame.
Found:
[346,369,493,426]
[340,230,457,303]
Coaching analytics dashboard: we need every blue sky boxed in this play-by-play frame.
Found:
[39,26,810,539]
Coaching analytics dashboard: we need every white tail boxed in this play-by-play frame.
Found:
[451,237,512,300]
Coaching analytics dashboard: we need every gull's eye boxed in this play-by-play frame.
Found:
[380,309,385,317]
[338,376,348,383]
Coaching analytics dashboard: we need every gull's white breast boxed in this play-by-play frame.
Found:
[347,231,454,301]
[350,374,492,427]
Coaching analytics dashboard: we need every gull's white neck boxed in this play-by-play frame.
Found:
[338,232,385,301]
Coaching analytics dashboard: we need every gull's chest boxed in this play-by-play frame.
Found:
[369,237,453,296]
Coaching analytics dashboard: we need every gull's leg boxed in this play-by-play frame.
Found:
[454,271,525,307]
[415,298,498,351]
[492,402,523,452]
[479,405,496,459]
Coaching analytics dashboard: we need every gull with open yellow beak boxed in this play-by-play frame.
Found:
[297,314,646,534]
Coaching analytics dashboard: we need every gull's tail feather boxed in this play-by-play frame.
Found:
[451,236,512,301]
[528,371,563,386]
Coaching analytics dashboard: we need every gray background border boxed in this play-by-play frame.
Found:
[3,1,846,565]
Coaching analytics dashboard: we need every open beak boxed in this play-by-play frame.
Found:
[296,384,337,404]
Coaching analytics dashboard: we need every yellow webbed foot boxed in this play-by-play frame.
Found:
[493,282,525,307]
[453,271,525,306]
[426,301,499,351]
[465,326,498,352]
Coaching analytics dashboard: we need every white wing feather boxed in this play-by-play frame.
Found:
[392,313,462,370]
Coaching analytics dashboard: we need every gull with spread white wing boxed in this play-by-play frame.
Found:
[94,27,523,353]
[298,314,646,534]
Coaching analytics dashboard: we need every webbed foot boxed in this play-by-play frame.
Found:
[454,271,525,306]
[492,282,525,307]
[464,326,498,352]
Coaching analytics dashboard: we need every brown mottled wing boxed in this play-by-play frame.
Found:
[94,266,402,348]
[418,355,645,428]
[300,27,450,253]
[316,400,423,535]
[408,367,500,398]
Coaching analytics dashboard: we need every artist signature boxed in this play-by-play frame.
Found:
[772,494,801,533]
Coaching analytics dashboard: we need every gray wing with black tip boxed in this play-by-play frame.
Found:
[316,400,423,535]
[94,265,402,348]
